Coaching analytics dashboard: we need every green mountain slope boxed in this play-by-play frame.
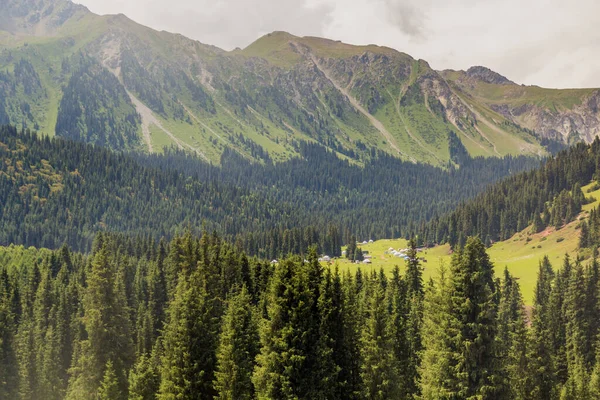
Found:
[0,124,537,255]
[0,0,598,165]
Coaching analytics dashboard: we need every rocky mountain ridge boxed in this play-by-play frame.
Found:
[0,0,597,164]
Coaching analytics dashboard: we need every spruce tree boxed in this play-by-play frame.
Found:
[388,266,409,396]
[451,237,499,399]
[214,286,259,400]
[317,268,344,399]
[340,270,363,399]
[404,239,424,397]
[584,258,600,368]
[98,361,122,400]
[418,267,454,399]
[496,268,529,400]
[420,237,500,399]
[158,266,217,400]
[527,256,557,399]
[129,347,161,400]
[360,275,400,399]
[253,252,335,399]
[0,270,18,400]
[66,244,133,399]
[561,260,591,399]
[549,255,573,386]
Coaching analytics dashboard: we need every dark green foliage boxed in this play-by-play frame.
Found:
[0,125,537,259]
[360,275,400,399]
[214,286,259,400]
[55,55,141,150]
[0,269,18,399]
[121,51,166,116]
[98,361,122,400]
[0,59,45,129]
[253,250,337,399]
[65,243,133,399]
[128,351,160,400]
[0,125,303,254]
[346,237,365,262]
[419,268,453,400]
[154,142,537,250]
[580,205,600,250]
[418,140,600,247]
[448,130,470,166]
[527,256,557,399]
[1,229,600,399]
[419,237,499,399]
[496,269,529,400]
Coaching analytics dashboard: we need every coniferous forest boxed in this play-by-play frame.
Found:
[0,125,537,256]
[1,0,599,397]
[4,123,600,399]
[2,232,600,399]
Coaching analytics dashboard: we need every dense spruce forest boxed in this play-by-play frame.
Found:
[415,140,600,247]
[2,232,600,399]
[55,55,142,151]
[0,125,537,257]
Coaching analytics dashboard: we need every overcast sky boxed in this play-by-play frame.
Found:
[74,0,600,89]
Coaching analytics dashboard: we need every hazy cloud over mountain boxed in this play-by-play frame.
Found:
[76,0,600,88]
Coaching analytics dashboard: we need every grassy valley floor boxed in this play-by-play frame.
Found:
[331,181,600,304]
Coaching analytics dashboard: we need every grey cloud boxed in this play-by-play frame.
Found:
[76,0,600,88]
[78,0,333,50]
[383,0,427,39]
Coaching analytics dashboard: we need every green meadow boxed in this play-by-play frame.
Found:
[331,182,600,305]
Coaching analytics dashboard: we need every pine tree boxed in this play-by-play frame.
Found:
[214,286,259,400]
[317,268,343,399]
[388,266,409,396]
[451,237,499,399]
[496,268,529,400]
[66,244,134,399]
[420,237,500,399]
[406,239,424,296]
[360,276,400,399]
[418,267,454,399]
[129,347,161,400]
[589,349,600,399]
[98,361,122,400]
[404,239,424,397]
[253,252,334,399]
[158,265,217,400]
[532,211,545,234]
[0,269,18,400]
[584,258,600,368]
[340,270,363,399]
[561,260,590,399]
[549,255,573,387]
[527,256,557,399]
[580,220,591,248]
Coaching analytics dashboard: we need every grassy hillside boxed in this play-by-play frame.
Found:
[333,181,600,304]
[2,1,580,166]
[444,68,600,143]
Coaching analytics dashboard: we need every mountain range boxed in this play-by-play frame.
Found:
[1,0,599,165]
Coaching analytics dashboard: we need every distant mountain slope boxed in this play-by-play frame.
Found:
[0,0,598,164]
[0,125,537,255]
[415,139,600,248]
[442,68,600,143]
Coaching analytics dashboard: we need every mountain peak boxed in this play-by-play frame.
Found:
[466,66,515,85]
[0,0,88,36]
